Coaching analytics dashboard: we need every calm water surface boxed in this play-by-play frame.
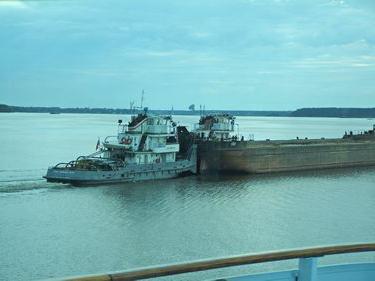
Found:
[0,113,374,281]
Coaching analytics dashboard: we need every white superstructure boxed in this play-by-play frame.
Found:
[194,114,236,140]
[103,112,180,165]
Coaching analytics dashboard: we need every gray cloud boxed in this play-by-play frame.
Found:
[0,0,374,109]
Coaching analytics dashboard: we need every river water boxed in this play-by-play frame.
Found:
[0,113,374,281]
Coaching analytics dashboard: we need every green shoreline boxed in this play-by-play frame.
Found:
[1,104,375,118]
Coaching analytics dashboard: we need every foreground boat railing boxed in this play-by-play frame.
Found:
[54,243,375,281]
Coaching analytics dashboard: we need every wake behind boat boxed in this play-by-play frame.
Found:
[44,109,197,186]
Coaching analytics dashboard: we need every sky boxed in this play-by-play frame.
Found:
[0,0,375,110]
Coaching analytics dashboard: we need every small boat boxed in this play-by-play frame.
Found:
[44,109,197,186]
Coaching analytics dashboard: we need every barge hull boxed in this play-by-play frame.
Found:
[198,139,375,174]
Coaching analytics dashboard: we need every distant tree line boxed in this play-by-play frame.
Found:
[0,104,291,116]
[0,104,134,114]
[1,103,374,118]
[291,108,375,118]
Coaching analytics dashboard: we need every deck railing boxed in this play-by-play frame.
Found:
[53,243,375,281]
[104,136,119,143]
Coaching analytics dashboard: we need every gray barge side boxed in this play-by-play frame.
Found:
[197,138,375,174]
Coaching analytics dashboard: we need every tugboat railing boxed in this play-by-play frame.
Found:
[104,135,118,143]
[52,243,375,281]
[53,156,124,171]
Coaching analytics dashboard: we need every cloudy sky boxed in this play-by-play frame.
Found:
[0,0,374,110]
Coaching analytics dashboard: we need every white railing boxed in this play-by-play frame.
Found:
[152,144,179,153]
[104,136,118,143]
[212,123,232,131]
[146,124,169,134]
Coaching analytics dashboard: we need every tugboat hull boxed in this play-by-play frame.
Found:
[44,156,197,186]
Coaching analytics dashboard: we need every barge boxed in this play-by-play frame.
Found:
[195,114,375,174]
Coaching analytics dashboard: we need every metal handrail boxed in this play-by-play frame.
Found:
[55,243,375,281]
[53,156,124,171]
[104,136,118,143]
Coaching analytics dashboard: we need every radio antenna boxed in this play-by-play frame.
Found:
[141,90,145,109]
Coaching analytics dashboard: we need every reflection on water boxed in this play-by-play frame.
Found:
[0,114,374,280]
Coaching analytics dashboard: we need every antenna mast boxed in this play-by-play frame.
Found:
[141,89,144,109]
[129,101,135,113]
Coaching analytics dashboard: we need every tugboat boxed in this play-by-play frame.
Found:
[44,108,197,186]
